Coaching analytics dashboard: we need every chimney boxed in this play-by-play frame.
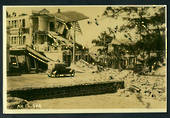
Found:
[58,8,61,13]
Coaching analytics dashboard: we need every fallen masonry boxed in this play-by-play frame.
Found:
[117,70,166,102]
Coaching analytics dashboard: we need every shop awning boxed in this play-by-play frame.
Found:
[26,46,53,64]
[28,52,48,64]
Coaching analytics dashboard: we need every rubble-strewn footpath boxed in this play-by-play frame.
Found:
[118,65,166,102]
[7,97,41,109]
[71,59,166,103]
[117,72,166,101]
[70,59,98,73]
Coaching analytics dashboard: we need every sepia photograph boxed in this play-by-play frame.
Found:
[3,5,167,113]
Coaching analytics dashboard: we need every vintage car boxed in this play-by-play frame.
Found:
[48,63,75,78]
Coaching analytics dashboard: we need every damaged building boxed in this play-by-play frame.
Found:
[6,8,89,74]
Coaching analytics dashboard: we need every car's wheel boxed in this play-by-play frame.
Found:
[55,74,59,78]
[71,71,75,77]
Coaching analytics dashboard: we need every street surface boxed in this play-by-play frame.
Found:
[6,70,166,109]
[30,93,166,109]
[7,72,122,91]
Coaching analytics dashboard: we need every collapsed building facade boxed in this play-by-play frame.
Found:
[6,8,90,73]
[89,40,137,69]
[107,40,137,69]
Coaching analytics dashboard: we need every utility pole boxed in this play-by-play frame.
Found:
[73,22,76,64]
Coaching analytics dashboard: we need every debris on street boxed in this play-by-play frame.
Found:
[116,66,166,103]
[70,59,98,73]
[7,96,41,109]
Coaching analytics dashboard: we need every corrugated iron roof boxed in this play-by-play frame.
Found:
[55,11,89,22]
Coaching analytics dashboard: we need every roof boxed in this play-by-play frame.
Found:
[54,11,89,22]
[31,9,53,18]
[39,8,50,14]
[32,8,49,15]
[31,8,88,22]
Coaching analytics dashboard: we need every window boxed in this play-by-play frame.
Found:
[23,36,26,44]
[11,37,13,44]
[16,37,18,44]
[8,21,10,27]
[23,28,29,33]
[22,19,25,28]
[56,22,65,34]
[39,35,45,44]
[50,22,54,31]
[12,21,14,28]
[19,37,20,45]
[19,37,22,45]
[13,37,16,44]
[14,20,17,28]
[10,37,13,44]
[16,20,18,27]
[10,57,17,64]
[19,19,22,27]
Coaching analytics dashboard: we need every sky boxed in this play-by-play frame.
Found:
[5,6,106,19]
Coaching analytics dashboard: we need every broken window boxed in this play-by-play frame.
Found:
[50,22,55,31]
[63,28,68,38]
[22,28,29,33]
[56,22,65,34]
[38,35,46,44]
